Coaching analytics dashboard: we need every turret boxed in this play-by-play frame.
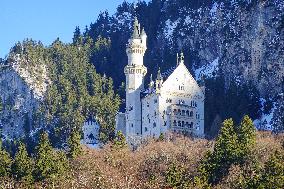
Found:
[141,28,147,48]
[177,52,185,65]
[126,17,147,66]
[156,68,163,94]
[124,18,148,137]
[148,74,154,93]
[132,17,140,39]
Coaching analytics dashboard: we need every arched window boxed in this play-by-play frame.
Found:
[190,122,194,128]
[178,109,181,115]
[153,122,156,128]
[190,111,193,117]
[186,110,190,116]
[182,110,185,116]
[182,121,185,127]
[173,120,177,126]
[178,121,181,127]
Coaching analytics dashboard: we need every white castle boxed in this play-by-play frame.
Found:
[116,18,205,143]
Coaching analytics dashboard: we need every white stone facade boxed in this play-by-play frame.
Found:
[116,18,205,142]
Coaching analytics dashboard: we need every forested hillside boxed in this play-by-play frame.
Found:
[0,39,120,150]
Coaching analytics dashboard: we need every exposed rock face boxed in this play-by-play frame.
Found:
[156,0,284,97]
[0,65,39,140]
[11,54,51,100]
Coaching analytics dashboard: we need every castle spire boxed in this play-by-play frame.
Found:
[132,17,140,39]
[177,52,185,65]
[180,52,184,64]
[157,67,162,81]
[176,53,179,66]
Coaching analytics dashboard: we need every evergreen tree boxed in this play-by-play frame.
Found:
[67,129,82,158]
[72,26,82,45]
[12,142,33,182]
[0,140,13,177]
[237,115,256,162]
[197,116,257,186]
[259,150,284,189]
[34,132,68,181]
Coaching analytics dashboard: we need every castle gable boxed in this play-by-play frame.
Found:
[161,63,204,99]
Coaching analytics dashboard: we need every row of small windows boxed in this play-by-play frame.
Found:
[173,109,194,117]
[166,98,172,103]
[131,49,143,54]
[128,69,142,74]
[173,120,194,128]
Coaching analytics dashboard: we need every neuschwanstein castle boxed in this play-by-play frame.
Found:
[116,18,205,142]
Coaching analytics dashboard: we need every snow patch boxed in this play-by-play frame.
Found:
[195,58,219,81]
[164,19,180,41]
[210,2,218,17]
[254,99,276,131]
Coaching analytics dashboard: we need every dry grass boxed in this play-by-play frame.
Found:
[0,132,283,189]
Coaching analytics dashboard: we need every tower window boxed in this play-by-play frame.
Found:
[166,98,172,103]
[173,109,177,115]
[153,122,156,128]
[179,85,185,90]
[186,110,190,116]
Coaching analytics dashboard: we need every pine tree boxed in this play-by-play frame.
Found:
[197,118,239,185]
[259,150,284,188]
[197,116,257,186]
[0,141,13,177]
[34,132,68,181]
[12,142,33,182]
[34,132,55,180]
[237,115,256,162]
[68,129,82,158]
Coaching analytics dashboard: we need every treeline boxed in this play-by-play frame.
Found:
[0,132,78,186]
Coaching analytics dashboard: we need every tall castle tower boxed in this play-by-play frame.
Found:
[124,18,147,137]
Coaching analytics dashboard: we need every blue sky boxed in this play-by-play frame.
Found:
[0,0,139,58]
